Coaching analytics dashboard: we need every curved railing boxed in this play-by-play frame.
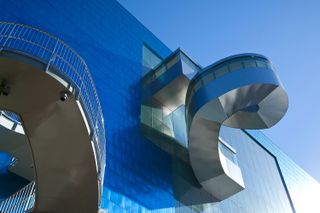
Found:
[0,22,106,184]
[185,54,288,200]
[0,181,35,212]
[186,54,274,112]
[2,111,21,124]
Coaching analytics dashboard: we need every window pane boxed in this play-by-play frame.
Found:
[202,73,215,85]
[180,53,200,79]
[219,141,238,165]
[215,65,229,78]
[142,44,162,75]
[166,55,179,69]
[193,80,203,92]
[229,61,243,72]
[243,59,256,68]
[141,105,152,126]
[256,60,268,68]
[154,65,165,78]
[152,107,163,121]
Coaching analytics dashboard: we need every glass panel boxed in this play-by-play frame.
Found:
[166,55,179,69]
[142,44,162,75]
[163,114,173,131]
[243,59,257,68]
[143,74,155,85]
[171,106,188,147]
[256,60,268,68]
[202,72,214,85]
[152,107,163,121]
[193,80,203,93]
[154,65,166,78]
[140,105,152,126]
[162,124,173,137]
[215,65,229,78]
[219,141,238,165]
[219,126,294,212]
[228,61,243,72]
[266,62,272,69]
[152,116,163,131]
[180,52,200,79]
[245,130,320,212]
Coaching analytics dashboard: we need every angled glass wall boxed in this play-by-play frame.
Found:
[142,44,163,76]
[101,126,295,213]
[246,130,320,212]
[141,49,200,148]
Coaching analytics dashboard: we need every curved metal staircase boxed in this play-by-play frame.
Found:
[0,22,106,212]
[186,54,288,200]
[141,51,288,203]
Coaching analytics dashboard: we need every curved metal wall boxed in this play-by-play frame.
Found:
[0,22,106,183]
[186,54,288,200]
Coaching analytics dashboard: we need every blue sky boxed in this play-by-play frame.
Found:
[118,0,320,182]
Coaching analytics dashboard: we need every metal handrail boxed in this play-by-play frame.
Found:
[142,49,201,86]
[0,181,35,213]
[1,111,21,124]
[185,55,274,111]
[0,22,106,187]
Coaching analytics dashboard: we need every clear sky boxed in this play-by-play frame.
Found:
[118,0,320,182]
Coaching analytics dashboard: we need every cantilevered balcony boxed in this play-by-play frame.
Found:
[141,50,200,146]
[142,49,201,110]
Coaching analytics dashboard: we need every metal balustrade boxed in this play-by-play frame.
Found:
[142,50,201,86]
[0,181,35,213]
[185,54,288,201]
[1,111,21,124]
[185,54,275,112]
[0,22,106,210]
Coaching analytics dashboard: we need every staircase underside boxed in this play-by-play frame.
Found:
[0,55,99,212]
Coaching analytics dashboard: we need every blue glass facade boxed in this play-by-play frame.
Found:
[246,130,320,212]
[0,0,319,212]
[0,152,29,202]
[219,127,293,212]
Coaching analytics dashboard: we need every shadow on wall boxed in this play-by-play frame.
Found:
[104,79,174,209]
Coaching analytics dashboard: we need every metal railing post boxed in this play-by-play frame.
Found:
[45,39,59,73]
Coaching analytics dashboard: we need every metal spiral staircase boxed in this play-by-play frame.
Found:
[0,22,106,212]
[186,54,288,200]
[141,50,288,203]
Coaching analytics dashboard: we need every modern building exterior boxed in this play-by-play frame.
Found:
[0,0,319,212]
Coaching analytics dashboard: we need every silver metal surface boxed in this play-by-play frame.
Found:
[186,54,288,201]
[0,22,106,180]
[0,22,105,212]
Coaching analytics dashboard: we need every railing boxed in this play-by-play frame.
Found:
[0,181,35,213]
[186,55,274,110]
[1,111,21,125]
[142,50,201,85]
[0,111,24,134]
[0,22,105,190]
